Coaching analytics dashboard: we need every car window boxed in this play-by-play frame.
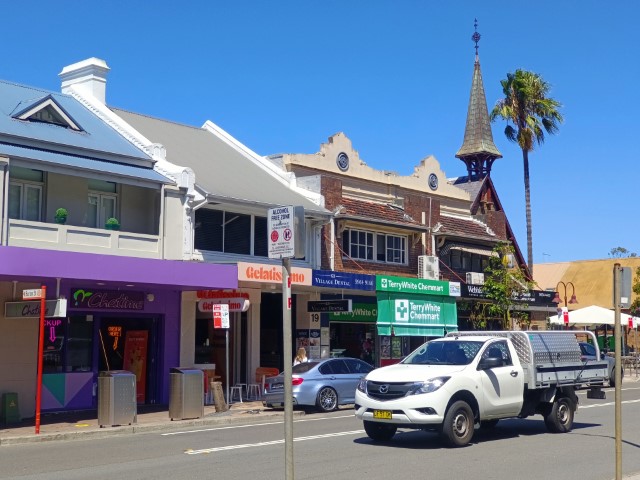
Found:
[581,343,596,357]
[319,359,349,375]
[292,362,318,374]
[345,359,373,374]
[481,340,513,367]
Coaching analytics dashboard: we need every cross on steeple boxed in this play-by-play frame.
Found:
[455,19,502,180]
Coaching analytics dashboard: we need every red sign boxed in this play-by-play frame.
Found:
[123,330,148,404]
[629,318,634,329]
[270,230,279,242]
[563,310,569,324]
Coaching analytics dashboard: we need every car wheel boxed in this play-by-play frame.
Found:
[363,420,396,442]
[316,387,338,412]
[544,397,575,433]
[441,400,474,447]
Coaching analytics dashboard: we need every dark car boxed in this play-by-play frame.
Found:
[579,342,622,387]
[262,357,373,412]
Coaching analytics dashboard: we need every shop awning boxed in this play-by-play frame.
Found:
[376,292,458,337]
[440,243,498,257]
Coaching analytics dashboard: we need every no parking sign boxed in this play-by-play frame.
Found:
[212,303,230,329]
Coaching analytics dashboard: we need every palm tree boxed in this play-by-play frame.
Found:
[491,70,563,275]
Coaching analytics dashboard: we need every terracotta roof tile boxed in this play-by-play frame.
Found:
[337,198,423,227]
[437,214,497,241]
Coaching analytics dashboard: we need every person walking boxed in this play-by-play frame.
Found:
[293,347,308,366]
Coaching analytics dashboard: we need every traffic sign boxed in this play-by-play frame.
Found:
[23,289,44,300]
[212,303,230,329]
[268,206,305,259]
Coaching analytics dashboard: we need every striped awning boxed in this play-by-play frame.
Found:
[440,243,498,257]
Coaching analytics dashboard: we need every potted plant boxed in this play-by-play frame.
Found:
[54,208,68,224]
[105,217,120,230]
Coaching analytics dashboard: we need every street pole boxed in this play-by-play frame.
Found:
[613,263,622,480]
[282,257,294,480]
[35,285,46,435]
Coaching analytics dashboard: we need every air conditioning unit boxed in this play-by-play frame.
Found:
[418,255,439,280]
[466,272,485,285]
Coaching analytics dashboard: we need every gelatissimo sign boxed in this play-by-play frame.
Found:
[196,290,251,313]
[70,289,145,310]
[376,275,460,297]
[237,262,312,286]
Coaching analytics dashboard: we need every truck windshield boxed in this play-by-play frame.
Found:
[402,340,484,366]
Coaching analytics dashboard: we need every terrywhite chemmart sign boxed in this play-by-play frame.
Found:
[376,275,460,297]
[394,299,442,323]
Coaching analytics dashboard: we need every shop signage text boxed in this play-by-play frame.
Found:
[312,270,375,291]
[329,303,377,322]
[4,299,67,319]
[376,275,459,297]
[460,284,556,306]
[308,299,352,313]
[238,262,311,286]
[70,289,145,310]
[196,290,249,299]
[198,298,250,313]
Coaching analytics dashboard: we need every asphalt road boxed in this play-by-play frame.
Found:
[1,385,639,480]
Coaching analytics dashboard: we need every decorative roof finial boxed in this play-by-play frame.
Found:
[472,18,481,61]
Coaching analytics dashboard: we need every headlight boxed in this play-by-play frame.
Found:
[410,377,450,395]
[357,377,367,393]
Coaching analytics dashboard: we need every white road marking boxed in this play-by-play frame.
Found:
[162,413,355,436]
[185,430,365,455]
[580,398,640,409]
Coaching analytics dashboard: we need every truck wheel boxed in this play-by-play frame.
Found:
[316,387,338,412]
[544,397,574,433]
[441,400,474,447]
[363,420,397,442]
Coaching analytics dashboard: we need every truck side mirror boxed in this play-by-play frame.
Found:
[479,357,502,370]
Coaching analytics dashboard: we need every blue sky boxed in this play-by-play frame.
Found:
[1,1,638,264]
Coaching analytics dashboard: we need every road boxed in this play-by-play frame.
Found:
[1,385,639,480]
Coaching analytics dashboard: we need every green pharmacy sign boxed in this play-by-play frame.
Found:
[376,294,458,337]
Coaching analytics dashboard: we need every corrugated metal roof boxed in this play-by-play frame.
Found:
[0,80,150,162]
[0,142,171,186]
[113,109,330,217]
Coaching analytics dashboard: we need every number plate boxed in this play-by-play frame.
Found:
[270,383,283,391]
[373,410,392,420]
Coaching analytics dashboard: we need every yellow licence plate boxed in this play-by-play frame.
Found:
[373,410,392,420]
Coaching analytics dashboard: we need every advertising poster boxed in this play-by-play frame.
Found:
[309,329,321,359]
[123,330,148,403]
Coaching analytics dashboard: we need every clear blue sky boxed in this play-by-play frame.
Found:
[1,1,638,264]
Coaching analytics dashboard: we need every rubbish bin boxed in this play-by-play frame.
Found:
[98,370,137,427]
[169,368,204,420]
[1,392,20,425]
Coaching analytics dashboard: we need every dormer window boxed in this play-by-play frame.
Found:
[13,95,83,131]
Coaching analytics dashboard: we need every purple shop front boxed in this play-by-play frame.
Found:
[0,246,237,412]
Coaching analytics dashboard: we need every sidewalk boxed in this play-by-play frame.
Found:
[0,400,301,446]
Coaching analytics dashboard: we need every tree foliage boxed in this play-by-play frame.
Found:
[482,242,534,330]
[490,69,563,275]
[631,266,640,317]
[608,246,637,258]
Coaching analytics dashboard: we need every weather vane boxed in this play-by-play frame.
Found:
[472,18,481,57]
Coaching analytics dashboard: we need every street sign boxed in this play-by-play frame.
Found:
[267,205,305,259]
[308,299,353,313]
[212,303,230,329]
[23,289,44,300]
[563,309,569,324]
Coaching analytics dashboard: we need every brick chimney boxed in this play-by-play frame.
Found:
[59,57,110,103]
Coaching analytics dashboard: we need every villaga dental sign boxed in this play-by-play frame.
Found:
[376,275,460,297]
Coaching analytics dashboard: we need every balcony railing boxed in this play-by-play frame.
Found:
[6,219,161,258]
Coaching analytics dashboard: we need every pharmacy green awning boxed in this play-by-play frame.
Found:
[376,292,458,337]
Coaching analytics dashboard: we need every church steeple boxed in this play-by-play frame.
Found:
[455,19,502,180]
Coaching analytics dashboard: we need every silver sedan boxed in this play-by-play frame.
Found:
[262,357,373,412]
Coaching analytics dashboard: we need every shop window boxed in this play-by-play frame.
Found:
[450,250,462,269]
[195,208,267,256]
[343,228,406,265]
[43,316,93,373]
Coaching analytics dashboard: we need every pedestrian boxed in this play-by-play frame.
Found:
[293,347,308,366]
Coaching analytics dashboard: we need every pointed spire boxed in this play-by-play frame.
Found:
[455,19,502,180]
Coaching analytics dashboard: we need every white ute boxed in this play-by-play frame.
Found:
[355,331,609,447]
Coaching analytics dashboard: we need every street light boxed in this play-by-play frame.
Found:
[552,281,578,306]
